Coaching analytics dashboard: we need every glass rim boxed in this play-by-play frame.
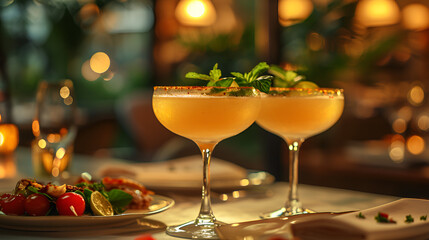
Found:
[268,87,343,92]
[153,86,256,90]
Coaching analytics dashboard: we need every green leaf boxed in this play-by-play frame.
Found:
[249,62,270,80]
[27,186,53,201]
[252,76,272,93]
[213,78,233,87]
[107,189,133,209]
[209,63,221,81]
[231,72,244,79]
[185,72,212,81]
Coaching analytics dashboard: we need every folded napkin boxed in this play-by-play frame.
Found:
[97,155,248,188]
[291,198,429,240]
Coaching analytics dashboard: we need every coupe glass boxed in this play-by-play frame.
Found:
[152,86,260,239]
[32,80,77,183]
[257,88,344,218]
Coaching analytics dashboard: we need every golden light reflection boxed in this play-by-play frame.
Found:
[0,124,19,153]
[60,86,70,99]
[403,4,429,31]
[32,120,40,137]
[407,135,425,155]
[81,60,100,81]
[0,132,4,146]
[175,0,216,26]
[278,0,313,26]
[417,114,429,131]
[64,96,73,106]
[392,118,406,134]
[389,134,404,162]
[56,147,66,159]
[355,0,400,27]
[38,139,47,149]
[397,106,413,122]
[47,133,61,143]
[408,85,424,106]
[90,52,110,74]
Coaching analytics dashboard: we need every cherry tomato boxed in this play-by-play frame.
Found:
[1,194,25,215]
[24,193,51,216]
[0,193,12,207]
[56,192,85,216]
[135,234,156,240]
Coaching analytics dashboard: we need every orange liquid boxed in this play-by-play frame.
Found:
[257,95,344,139]
[153,95,260,143]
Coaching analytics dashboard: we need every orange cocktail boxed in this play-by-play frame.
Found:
[153,86,260,239]
[257,88,344,218]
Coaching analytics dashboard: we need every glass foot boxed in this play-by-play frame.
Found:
[166,220,224,239]
[260,207,315,219]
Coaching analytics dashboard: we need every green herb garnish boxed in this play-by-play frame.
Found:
[230,62,272,93]
[421,215,427,221]
[185,62,273,93]
[356,212,366,219]
[405,214,414,223]
[375,212,396,223]
[107,189,133,214]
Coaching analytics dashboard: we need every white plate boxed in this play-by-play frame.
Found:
[0,194,174,231]
[216,212,343,240]
[217,198,429,240]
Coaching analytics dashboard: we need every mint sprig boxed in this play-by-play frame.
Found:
[269,64,305,88]
[231,62,272,93]
[185,62,273,93]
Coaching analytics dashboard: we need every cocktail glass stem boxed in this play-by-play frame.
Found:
[260,138,314,218]
[166,142,222,239]
[285,138,304,215]
[196,142,217,224]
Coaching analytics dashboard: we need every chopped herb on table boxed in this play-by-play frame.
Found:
[405,214,414,223]
[356,212,366,219]
[375,212,397,223]
[421,215,427,221]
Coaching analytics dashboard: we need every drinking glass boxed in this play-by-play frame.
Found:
[257,88,344,218]
[32,80,77,182]
[152,86,260,239]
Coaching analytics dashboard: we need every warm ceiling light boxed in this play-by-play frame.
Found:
[278,0,313,26]
[175,0,216,27]
[355,0,400,27]
[402,4,429,31]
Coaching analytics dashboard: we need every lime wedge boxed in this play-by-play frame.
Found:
[293,81,319,89]
[90,191,114,216]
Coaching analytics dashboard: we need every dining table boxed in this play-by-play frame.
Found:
[0,147,399,240]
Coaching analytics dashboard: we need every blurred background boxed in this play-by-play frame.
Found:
[1,0,429,198]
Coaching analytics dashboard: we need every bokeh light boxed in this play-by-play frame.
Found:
[408,85,424,106]
[90,52,111,74]
[407,135,425,155]
[278,0,313,26]
[175,0,216,26]
[402,4,429,31]
[81,60,100,81]
[355,0,400,27]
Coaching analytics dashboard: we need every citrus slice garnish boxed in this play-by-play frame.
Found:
[90,191,114,216]
[293,81,319,89]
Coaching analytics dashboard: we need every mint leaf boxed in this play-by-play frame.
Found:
[209,63,221,81]
[107,189,133,211]
[252,76,272,93]
[269,64,306,87]
[185,63,223,83]
[185,72,212,81]
[248,62,270,82]
[213,77,234,87]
